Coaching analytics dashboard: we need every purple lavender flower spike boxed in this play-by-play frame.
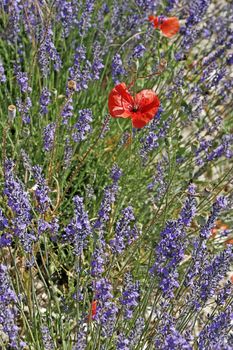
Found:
[43,122,56,152]
[94,278,118,337]
[154,314,192,350]
[38,218,59,242]
[110,207,139,255]
[140,109,171,162]
[200,196,228,239]
[4,159,35,252]
[111,164,123,183]
[38,26,62,76]
[0,208,9,231]
[14,64,31,94]
[112,53,126,83]
[95,278,113,302]
[119,273,140,319]
[94,164,122,232]
[184,196,228,288]
[78,0,95,36]
[61,97,74,124]
[1,1,21,42]
[69,45,93,92]
[0,61,6,83]
[0,208,10,247]
[132,44,146,59]
[73,319,87,350]
[198,305,233,350]
[92,164,122,276]
[188,247,233,310]
[147,159,168,203]
[0,264,22,348]
[32,165,50,214]
[63,195,91,256]
[91,242,106,277]
[116,333,130,350]
[216,280,233,306]
[92,41,104,80]
[56,0,78,38]
[72,109,93,143]
[150,184,197,298]
[134,0,156,11]
[41,326,54,350]
[64,137,73,169]
[16,97,32,124]
[128,317,145,348]
[40,88,51,115]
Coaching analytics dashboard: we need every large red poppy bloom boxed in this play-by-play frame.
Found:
[149,16,180,38]
[108,83,160,128]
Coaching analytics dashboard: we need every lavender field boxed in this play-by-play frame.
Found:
[0,0,233,349]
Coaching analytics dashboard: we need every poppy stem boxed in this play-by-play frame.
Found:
[137,71,161,79]
[117,31,147,53]
[128,70,164,90]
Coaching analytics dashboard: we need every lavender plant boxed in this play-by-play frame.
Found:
[0,0,232,349]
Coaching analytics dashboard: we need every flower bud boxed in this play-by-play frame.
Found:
[158,59,167,72]
[8,105,16,121]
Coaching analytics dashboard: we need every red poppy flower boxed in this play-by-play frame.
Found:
[149,16,180,38]
[87,300,97,321]
[108,83,160,128]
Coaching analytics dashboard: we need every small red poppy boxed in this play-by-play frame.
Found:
[108,83,160,128]
[87,300,97,321]
[149,16,180,38]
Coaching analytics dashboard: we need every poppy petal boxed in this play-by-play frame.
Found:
[149,16,159,28]
[91,300,97,317]
[148,15,156,23]
[132,112,149,128]
[160,17,180,38]
[87,300,97,321]
[135,89,160,118]
[132,115,147,129]
[108,83,134,118]
[131,112,154,128]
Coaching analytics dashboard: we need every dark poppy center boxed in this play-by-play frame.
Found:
[132,105,138,112]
